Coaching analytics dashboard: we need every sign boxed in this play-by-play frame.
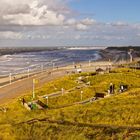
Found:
[33,79,39,84]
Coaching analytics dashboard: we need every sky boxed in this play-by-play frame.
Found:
[0,0,140,47]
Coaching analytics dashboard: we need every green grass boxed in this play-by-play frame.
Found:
[41,86,95,108]
[0,68,140,139]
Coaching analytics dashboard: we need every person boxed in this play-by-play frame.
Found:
[48,71,52,75]
[120,84,124,93]
[109,83,113,94]
[22,98,26,105]
[66,71,69,74]
[108,89,110,94]
[112,84,115,94]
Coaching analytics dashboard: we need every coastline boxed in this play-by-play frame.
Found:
[0,46,139,105]
[0,48,102,76]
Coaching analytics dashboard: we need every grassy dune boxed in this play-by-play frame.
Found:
[0,68,140,139]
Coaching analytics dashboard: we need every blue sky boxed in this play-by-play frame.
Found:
[69,0,140,22]
[0,0,140,47]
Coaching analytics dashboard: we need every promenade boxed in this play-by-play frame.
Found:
[0,61,112,104]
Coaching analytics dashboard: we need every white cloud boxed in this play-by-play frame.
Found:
[74,35,81,40]
[65,18,96,31]
[137,33,140,37]
[101,35,125,41]
[0,31,23,39]
[132,23,140,30]
[76,23,88,31]
[0,0,96,32]
[0,0,140,46]
[81,18,96,25]
[2,0,65,26]
[66,18,76,25]
[111,21,128,27]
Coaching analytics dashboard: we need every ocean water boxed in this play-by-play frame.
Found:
[0,48,102,76]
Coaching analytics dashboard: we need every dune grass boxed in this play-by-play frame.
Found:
[0,68,140,139]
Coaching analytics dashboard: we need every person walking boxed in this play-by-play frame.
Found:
[109,83,113,94]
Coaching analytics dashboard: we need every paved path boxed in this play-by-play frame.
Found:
[0,69,68,104]
[0,61,113,105]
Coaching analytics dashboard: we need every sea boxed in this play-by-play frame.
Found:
[0,48,102,76]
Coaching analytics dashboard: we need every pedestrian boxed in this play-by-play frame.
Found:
[108,89,110,94]
[109,83,113,94]
[120,84,124,93]
[112,84,115,93]
[22,98,26,105]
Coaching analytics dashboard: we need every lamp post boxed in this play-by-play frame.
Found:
[81,91,83,101]
[41,64,44,72]
[87,81,91,86]
[89,60,91,67]
[53,63,55,70]
[32,79,35,99]
[46,96,48,105]
[73,62,75,68]
[9,73,12,84]
[28,68,30,78]
[61,88,64,96]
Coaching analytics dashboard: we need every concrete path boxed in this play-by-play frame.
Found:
[0,61,113,105]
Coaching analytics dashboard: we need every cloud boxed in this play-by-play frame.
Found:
[0,0,96,29]
[0,0,140,46]
[2,0,65,26]
[66,18,76,25]
[65,17,95,31]
[81,18,96,25]
[110,21,128,27]
[0,31,23,39]
[74,34,81,40]
[131,23,140,30]
[76,23,88,31]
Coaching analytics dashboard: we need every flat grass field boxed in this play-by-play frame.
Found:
[0,68,140,140]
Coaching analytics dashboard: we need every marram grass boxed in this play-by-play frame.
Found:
[0,68,139,139]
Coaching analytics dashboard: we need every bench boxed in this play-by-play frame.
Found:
[95,93,105,98]
[37,100,48,109]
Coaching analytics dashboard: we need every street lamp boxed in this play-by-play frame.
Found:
[53,63,55,70]
[80,91,83,101]
[32,79,39,99]
[45,96,48,105]
[61,88,64,96]
[27,68,30,78]
[9,73,12,84]
[41,64,44,72]
[73,62,75,68]
[32,79,35,99]
[89,60,91,67]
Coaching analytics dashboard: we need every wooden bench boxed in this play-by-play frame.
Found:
[95,93,105,98]
[37,100,48,109]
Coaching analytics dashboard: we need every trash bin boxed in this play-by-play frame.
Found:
[31,103,37,110]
